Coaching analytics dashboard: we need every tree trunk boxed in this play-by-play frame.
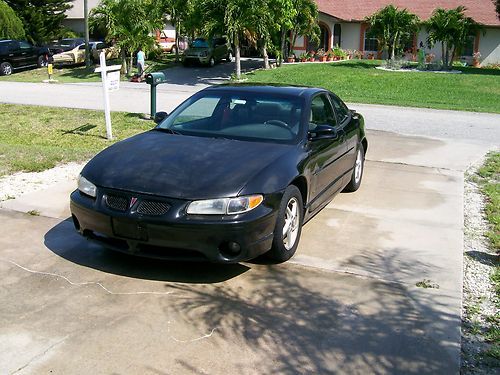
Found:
[445,44,449,69]
[128,53,133,76]
[235,33,241,79]
[441,42,445,66]
[449,46,456,69]
[262,43,269,69]
[175,20,180,62]
[279,28,286,67]
[120,49,127,74]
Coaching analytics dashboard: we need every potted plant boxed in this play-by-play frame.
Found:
[472,51,481,67]
[316,48,327,62]
[308,51,316,62]
[353,50,363,59]
[425,53,435,63]
[367,52,375,60]
[333,46,345,61]
[299,53,307,62]
[326,49,334,61]
[287,53,296,63]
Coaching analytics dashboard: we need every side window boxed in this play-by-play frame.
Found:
[310,94,337,129]
[78,44,86,50]
[19,41,32,50]
[97,43,106,50]
[329,94,350,124]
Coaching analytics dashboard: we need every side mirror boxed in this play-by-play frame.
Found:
[309,124,338,141]
[154,111,168,124]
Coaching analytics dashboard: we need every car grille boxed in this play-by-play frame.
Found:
[105,195,128,212]
[137,200,169,216]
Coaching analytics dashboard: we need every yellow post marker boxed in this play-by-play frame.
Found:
[47,64,53,80]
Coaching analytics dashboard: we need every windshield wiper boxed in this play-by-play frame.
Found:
[152,127,181,135]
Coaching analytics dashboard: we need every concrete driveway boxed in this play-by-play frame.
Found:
[0,129,488,374]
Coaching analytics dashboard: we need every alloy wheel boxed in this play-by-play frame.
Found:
[282,197,300,250]
[354,149,363,184]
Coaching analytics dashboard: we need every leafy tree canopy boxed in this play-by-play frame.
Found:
[5,0,72,45]
[366,5,420,60]
[426,6,483,68]
[0,0,26,40]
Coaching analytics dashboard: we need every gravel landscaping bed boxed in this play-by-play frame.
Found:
[462,162,500,373]
[0,162,85,202]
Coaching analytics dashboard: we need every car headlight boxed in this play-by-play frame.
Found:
[187,195,263,215]
[78,174,96,198]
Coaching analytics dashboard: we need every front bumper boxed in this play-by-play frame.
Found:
[70,188,281,263]
[183,55,210,64]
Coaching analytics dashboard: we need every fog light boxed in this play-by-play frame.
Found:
[227,241,241,254]
[219,241,242,259]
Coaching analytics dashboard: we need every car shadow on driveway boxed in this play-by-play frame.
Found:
[43,218,250,284]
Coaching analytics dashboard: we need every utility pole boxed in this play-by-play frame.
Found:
[84,0,90,68]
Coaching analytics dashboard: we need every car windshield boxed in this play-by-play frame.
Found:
[191,39,209,48]
[157,91,304,144]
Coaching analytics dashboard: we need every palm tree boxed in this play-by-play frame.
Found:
[426,6,483,69]
[366,5,420,61]
[90,0,162,75]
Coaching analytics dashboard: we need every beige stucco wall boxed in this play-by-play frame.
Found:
[66,0,101,19]
[341,23,362,51]
[480,28,500,66]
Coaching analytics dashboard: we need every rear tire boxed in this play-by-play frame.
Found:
[343,144,365,192]
[267,185,303,263]
[0,62,12,76]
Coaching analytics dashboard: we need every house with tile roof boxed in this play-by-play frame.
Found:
[292,0,500,66]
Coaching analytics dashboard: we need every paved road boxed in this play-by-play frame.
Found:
[0,130,487,374]
[1,59,499,144]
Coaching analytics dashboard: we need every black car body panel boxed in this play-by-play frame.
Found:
[71,84,367,262]
[82,131,294,200]
[0,40,50,74]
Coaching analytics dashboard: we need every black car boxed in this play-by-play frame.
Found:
[70,84,367,263]
[0,40,50,76]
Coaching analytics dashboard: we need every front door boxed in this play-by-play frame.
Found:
[307,93,347,212]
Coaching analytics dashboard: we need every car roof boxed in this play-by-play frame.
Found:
[202,84,327,98]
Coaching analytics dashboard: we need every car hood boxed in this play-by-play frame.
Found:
[82,131,293,200]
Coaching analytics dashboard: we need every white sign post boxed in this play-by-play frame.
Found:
[95,52,121,140]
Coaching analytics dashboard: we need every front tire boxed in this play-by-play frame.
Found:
[267,185,303,262]
[0,62,13,76]
[37,55,48,68]
[343,145,365,192]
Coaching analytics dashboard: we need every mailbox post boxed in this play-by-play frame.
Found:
[145,72,167,119]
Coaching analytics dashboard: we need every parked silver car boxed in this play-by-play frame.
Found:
[182,37,233,67]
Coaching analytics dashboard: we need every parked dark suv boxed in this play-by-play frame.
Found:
[0,40,50,76]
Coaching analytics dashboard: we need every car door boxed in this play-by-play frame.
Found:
[329,93,358,182]
[18,41,37,66]
[307,93,348,212]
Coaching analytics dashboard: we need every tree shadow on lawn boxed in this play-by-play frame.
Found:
[456,67,500,76]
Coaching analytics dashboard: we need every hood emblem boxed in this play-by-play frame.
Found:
[130,197,138,208]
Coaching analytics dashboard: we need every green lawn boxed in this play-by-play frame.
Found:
[244,60,500,113]
[0,54,176,84]
[0,104,153,176]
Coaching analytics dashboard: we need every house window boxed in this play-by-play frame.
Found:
[333,24,341,47]
[462,35,475,56]
[364,28,378,51]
